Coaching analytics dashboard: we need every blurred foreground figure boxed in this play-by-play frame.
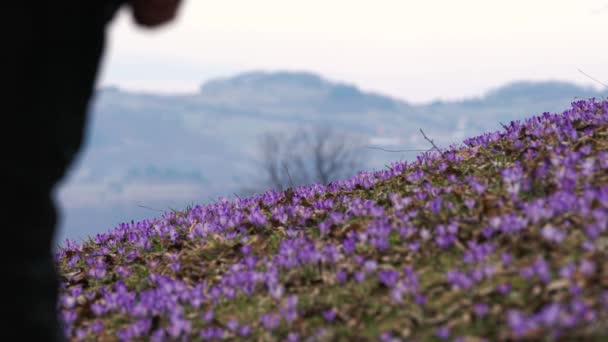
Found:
[5,1,181,340]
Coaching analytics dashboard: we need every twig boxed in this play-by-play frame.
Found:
[138,204,165,212]
[283,162,295,188]
[365,146,432,153]
[419,128,446,157]
[578,68,608,89]
[499,121,510,131]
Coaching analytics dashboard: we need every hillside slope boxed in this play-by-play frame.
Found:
[57,74,607,246]
[56,98,608,341]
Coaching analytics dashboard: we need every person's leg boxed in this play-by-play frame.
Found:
[4,2,121,340]
[7,185,66,341]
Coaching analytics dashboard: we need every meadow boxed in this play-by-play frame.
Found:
[56,98,608,341]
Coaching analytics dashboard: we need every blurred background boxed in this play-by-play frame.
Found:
[53,0,608,248]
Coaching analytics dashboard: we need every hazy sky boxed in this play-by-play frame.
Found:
[98,0,608,104]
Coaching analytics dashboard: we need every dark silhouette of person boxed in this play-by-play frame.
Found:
[5,1,182,340]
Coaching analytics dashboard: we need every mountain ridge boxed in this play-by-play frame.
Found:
[100,70,607,107]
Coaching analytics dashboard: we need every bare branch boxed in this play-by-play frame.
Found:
[365,146,431,153]
[283,162,295,188]
[251,125,366,190]
[259,132,284,190]
[138,204,165,212]
[578,68,608,89]
[419,128,446,157]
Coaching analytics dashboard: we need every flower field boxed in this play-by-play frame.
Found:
[56,98,608,341]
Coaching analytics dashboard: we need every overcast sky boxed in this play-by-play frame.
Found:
[98,0,608,104]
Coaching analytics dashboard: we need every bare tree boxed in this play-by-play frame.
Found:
[240,125,367,195]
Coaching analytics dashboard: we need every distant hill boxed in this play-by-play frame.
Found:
[58,71,607,245]
[483,80,599,104]
[198,71,404,112]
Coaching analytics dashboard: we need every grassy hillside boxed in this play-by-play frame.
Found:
[56,98,608,341]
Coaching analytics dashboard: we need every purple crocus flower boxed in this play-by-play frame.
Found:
[501,253,513,266]
[429,196,443,214]
[390,287,403,303]
[473,303,489,318]
[285,295,298,309]
[238,325,251,337]
[354,271,366,283]
[61,310,77,324]
[260,313,281,331]
[200,327,216,340]
[248,207,268,226]
[507,310,530,337]
[436,326,450,339]
[167,315,192,338]
[240,244,252,256]
[497,282,511,295]
[323,309,337,323]
[202,309,214,323]
[226,319,239,332]
[285,332,300,342]
[559,263,575,279]
[342,237,356,254]
[116,327,133,342]
[318,220,332,235]
[579,259,595,275]
[470,179,487,194]
[378,270,399,287]
[90,321,104,334]
[407,241,420,252]
[538,303,561,326]
[364,260,378,273]
[533,258,552,283]
[282,308,297,324]
[541,224,566,243]
[414,294,426,306]
[269,284,284,299]
[464,198,476,210]
[336,269,348,284]
[569,284,582,296]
